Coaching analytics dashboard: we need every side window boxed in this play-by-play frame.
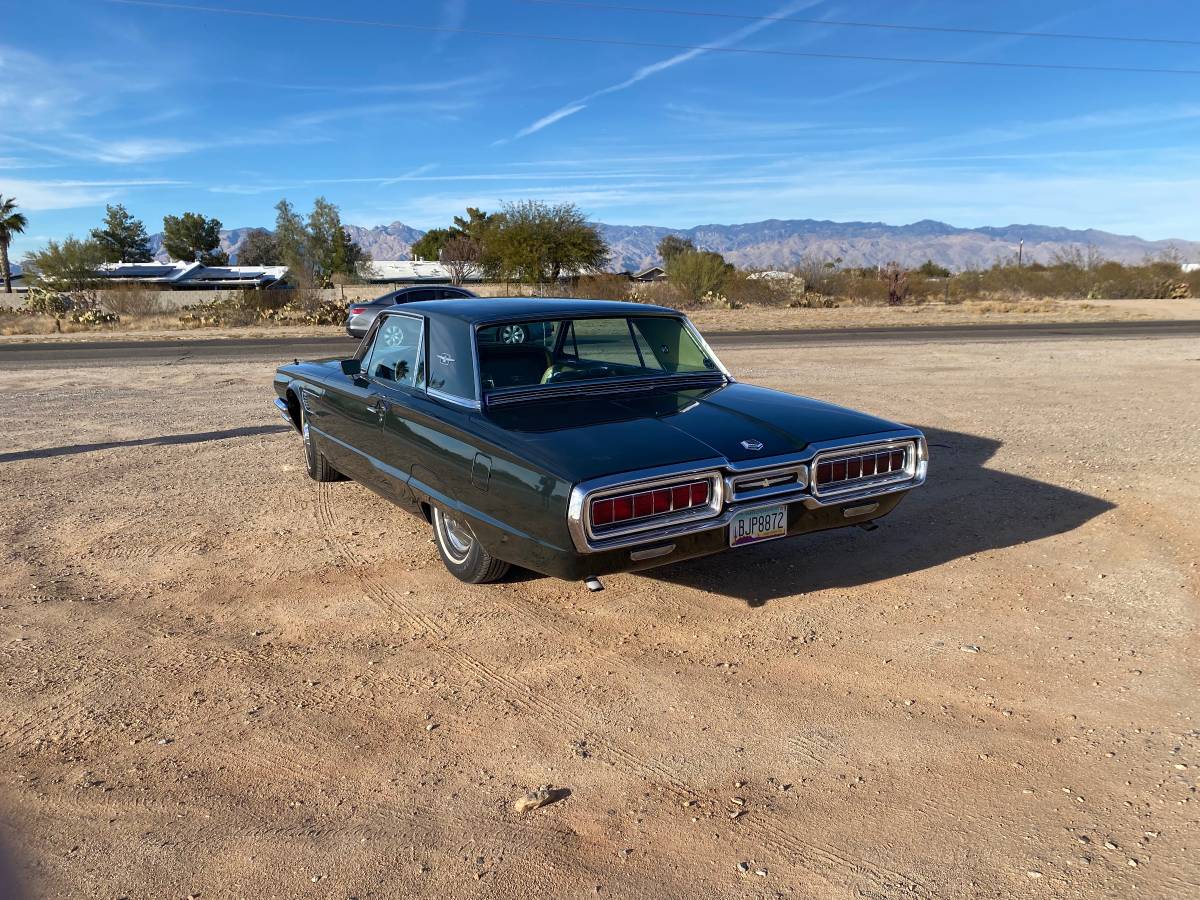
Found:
[362,315,425,389]
[404,289,436,303]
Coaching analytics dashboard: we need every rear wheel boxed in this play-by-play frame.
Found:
[300,402,343,482]
[432,506,510,584]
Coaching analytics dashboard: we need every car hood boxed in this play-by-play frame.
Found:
[484,382,906,481]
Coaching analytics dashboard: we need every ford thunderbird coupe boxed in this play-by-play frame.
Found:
[273,298,927,587]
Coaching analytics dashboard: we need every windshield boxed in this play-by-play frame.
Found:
[477,315,723,395]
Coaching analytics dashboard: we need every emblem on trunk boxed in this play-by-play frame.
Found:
[740,439,764,451]
[437,353,455,365]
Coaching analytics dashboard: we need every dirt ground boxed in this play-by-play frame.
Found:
[3,297,1198,343]
[0,331,1197,899]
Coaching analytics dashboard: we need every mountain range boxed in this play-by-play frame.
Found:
[152,218,1200,272]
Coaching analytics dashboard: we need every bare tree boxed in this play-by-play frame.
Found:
[881,262,910,306]
[440,235,482,285]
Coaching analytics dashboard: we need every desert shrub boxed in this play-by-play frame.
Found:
[558,273,633,301]
[102,287,163,317]
[668,250,733,302]
[629,280,695,309]
[22,286,118,324]
[178,288,336,327]
[724,273,798,307]
[24,286,77,317]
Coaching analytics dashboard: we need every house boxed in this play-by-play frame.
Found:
[360,260,483,284]
[96,261,288,289]
[632,265,667,282]
[1183,263,1200,273]
[746,270,796,281]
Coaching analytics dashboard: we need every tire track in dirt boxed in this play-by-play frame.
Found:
[311,479,938,899]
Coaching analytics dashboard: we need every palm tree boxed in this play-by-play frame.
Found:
[0,196,29,293]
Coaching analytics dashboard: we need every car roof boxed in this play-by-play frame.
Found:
[396,296,681,324]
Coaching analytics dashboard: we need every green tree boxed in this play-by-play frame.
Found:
[410,227,455,262]
[90,204,152,263]
[0,196,29,293]
[657,234,695,264]
[451,207,499,243]
[916,259,951,278]
[668,249,733,300]
[21,236,106,292]
[487,200,608,284]
[274,199,311,282]
[235,229,279,266]
[306,197,368,286]
[162,212,228,265]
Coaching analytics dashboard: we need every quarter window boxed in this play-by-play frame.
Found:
[362,315,425,388]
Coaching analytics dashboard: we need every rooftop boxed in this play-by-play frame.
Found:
[98,261,288,287]
[400,297,680,324]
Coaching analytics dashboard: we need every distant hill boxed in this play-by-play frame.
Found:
[149,218,1200,272]
[597,219,1200,272]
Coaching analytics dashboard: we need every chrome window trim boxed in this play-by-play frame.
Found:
[565,428,927,553]
[427,387,482,410]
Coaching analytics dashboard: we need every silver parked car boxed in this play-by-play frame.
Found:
[345,285,478,338]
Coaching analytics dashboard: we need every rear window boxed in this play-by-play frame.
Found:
[477,315,721,394]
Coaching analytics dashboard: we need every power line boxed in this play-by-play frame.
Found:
[519,0,1200,48]
[103,0,1200,76]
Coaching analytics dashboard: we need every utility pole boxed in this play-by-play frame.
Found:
[1017,239,1024,268]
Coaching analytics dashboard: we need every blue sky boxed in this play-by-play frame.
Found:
[4,0,1200,258]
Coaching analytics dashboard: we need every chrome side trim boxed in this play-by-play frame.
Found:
[428,387,482,410]
[273,397,297,430]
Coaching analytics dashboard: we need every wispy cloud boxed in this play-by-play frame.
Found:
[433,0,468,54]
[3,178,186,211]
[501,0,823,142]
[223,72,495,96]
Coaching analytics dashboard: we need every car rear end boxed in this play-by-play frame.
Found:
[551,430,928,579]
[345,300,384,338]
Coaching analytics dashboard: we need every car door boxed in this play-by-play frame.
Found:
[315,318,392,481]
[362,311,427,505]
[399,312,483,511]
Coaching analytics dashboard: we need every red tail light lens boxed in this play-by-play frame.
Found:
[349,306,367,315]
[814,445,912,491]
[590,479,713,531]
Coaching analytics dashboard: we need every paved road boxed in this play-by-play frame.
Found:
[1,318,1197,367]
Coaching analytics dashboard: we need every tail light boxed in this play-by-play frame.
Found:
[349,306,367,315]
[814,444,912,494]
[590,479,711,530]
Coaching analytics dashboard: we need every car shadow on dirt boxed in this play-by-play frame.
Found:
[0,424,292,464]
[642,426,1116,607]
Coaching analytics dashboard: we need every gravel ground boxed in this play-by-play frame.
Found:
[0,333,1197,899]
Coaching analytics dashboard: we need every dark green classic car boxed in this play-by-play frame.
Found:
[273,298,928,587]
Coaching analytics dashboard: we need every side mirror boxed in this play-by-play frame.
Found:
[340,358,361,377]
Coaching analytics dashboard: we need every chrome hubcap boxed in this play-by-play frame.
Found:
[501,325,525,344]
[437,509,475,563]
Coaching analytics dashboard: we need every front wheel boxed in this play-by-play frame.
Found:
[432,506,510,584]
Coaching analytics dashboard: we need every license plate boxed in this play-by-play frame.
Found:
[729,504,787,547]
